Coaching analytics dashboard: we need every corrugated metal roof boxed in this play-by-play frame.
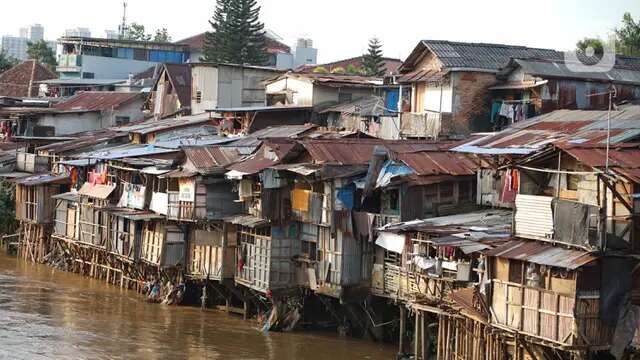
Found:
[484,240,597,269]
[214,105,313,113]
[224,215,269,228]
[501,58,640,86]
[226,141,298,175]
[563,147,640,168]
[14,173,68,186]
[275,72,383,88]
[184,146,241,173]
[54,92,142,112]
[454,106,640,155]
[398,151,477,176]
[52,192,81,202]
[397,68,444,84]
[320,96,392,116]
[78,183,116,200]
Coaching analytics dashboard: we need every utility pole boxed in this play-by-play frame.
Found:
[119,1,128,39]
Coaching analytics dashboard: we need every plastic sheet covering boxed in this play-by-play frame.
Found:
[375,232,405,254]
[336,186,354,210]
[376,160,413,188]
[150,192,168,215]
[554,199,600,249]
[601,256,635,326]
[413,256,437,270]
[291,189,311,212]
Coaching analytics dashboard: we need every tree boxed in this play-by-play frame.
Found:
[202,0,267,65]
[153,28,172,42]
[124,22,152,41]
[576,37,605,59]
[345,64,362,75]
[26,40,56,70]
[0,50,18,74]
[330,66,346,74]
[615,12,640,56]
[312,66,328,74]
[362,38,385,76]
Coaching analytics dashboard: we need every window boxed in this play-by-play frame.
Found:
[196,91,202,104]
[115,116,130,125]
[82,72,95,79]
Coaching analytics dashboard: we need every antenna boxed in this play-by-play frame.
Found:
[119,1,128,39]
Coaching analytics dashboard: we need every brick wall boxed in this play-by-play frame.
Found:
[447,72,497,136]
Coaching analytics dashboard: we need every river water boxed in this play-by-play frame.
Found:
[0,253,396,360]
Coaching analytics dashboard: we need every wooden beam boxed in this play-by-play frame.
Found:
[600,176,633,213]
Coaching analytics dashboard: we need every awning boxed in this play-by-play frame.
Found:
[375,232,406,254]
[485,240,598,270]
[78,183,116,200]
[270,163,320,176]
[224,215,269,228]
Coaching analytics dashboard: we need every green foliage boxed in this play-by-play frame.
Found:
[312,66,328,74]
[202,0,267,65]
[0,50,19,74]
[153,28,172,42]
[0,180,17,235]
[345,64,362,75]
[124,22,152,41]
[576,37,605,58]
[615,12,640,56]
[26,40,57,70]
[330,66,346,74]
[362,37,385,76]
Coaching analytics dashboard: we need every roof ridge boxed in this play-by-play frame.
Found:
[421,39,560,52]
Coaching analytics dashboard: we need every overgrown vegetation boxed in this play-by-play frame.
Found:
[0,180,18,236]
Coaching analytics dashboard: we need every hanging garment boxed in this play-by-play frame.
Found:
[499,103,511,117]
[238,179,253,200]
[491,102,502,122]
[501,169,517,203]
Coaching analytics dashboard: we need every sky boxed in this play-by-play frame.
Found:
[1,0,639,63]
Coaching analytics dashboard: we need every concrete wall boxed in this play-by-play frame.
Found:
[39,98,144,135]
[80,55,159,79]
[266,77,313,106]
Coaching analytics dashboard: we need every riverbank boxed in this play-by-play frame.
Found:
[0,252,396,360]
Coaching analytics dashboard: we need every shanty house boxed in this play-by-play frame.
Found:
[372,210,511,302]
[150,63,192,119]
[490,57,640,129]
[190,63,282,115]
[320,96,401,139]
[265,72,382,109]
[397,40,562,137]
[16,92,145,136]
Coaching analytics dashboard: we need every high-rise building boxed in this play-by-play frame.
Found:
[64,28,91,38]
[2,24,53,61]
[294,38,318,68]
[104,30,119,39]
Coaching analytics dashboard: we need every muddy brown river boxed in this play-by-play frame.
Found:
[0,253,395,359]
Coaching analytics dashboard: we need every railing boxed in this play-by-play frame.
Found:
[167,192,195,222]
[372,263,458,302]
[491,280,612,347]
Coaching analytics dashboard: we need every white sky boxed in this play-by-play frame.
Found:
[1,0,639,63]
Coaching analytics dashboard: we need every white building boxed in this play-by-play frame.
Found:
[293,38,318,68]
[64,28,91,38]
[19,24,44,42]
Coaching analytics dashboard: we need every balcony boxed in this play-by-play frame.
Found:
[399,112,441,138]
[56,54,81,73]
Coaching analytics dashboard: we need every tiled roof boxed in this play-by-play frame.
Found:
[53,91,142,112]
[402,40,562,73]
[0,60,56,97]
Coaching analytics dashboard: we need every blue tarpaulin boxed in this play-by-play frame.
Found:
[336,185,355,210]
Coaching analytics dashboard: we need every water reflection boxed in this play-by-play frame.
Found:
[0,253,395,359]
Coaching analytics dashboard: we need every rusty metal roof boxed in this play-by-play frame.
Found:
[54,91,142,112]
[184,146,241,173]
[14,173,69,186]
[562,147,640,169]
[484,240,597,270]
[273,72,383,88]
[454,106,640,156]
[397,151,477,176]
[397,68,445,84]
[226,141,299,175]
